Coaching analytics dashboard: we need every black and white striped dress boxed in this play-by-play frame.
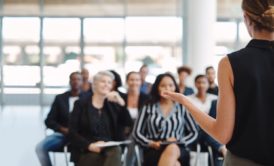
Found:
[133,102,198,147]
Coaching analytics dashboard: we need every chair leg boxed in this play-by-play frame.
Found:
[51,152,57,166]
[122,147,128,166]
[64,146,69,166]
[207,146,214,166]
[135,145,142,166]
[193,144,201,166]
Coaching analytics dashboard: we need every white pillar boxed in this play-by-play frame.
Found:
[183,0,217,75]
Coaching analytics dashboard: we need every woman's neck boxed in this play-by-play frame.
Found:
[92,93,105,108]
[253,30,274,41]
[128,88,140,96]
[160,98,173,105]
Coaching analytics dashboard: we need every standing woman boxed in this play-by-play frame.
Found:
[163,0,274,165]
[133,73,198,166]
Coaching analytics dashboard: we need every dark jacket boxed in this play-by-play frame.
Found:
[68,93,133,162]
[45,91,83,132]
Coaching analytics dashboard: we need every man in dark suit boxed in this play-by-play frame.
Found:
[36,72,83,166]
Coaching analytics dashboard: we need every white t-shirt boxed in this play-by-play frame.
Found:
[187,93,218,114]
[127,107,138,120]
[69,96,79,112]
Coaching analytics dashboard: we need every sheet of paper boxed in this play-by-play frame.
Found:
[94,140,131,148]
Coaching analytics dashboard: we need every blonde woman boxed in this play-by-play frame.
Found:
[69,71,132,166]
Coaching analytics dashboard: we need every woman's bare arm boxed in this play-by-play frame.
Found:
[163,56,235,144]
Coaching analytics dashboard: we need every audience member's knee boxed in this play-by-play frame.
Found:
[164,144,180,157]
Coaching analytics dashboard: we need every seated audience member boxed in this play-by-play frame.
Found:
[122,71,150,166]
[122,71,150,121]
[108,70,126,106]
[139,64,152,94]
[187,75,227,163]
[133,73,198,166]
[177,66,194,96]
[108,70,123,92]
[205,66,219,95]
[36,72,83,166]
[68,71,132,166]
[81,68,92,92]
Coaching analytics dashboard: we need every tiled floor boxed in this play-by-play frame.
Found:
[0,105,72,166]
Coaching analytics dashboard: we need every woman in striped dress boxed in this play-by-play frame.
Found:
[133,73,198,166]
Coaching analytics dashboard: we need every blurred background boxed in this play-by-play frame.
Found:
[0,0,250,105]
[0,0,250,165]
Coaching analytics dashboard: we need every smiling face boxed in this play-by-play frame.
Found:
[158,76,176,96]
[195,76,209,94]
[93,75,113,96]
[127,72,141,92]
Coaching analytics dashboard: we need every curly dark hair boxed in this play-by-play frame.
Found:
[177,66,192,75]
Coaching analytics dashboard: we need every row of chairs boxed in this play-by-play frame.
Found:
[49,138,223,166]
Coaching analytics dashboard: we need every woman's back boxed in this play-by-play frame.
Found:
[227,39,274,165]
[162,1,274,165]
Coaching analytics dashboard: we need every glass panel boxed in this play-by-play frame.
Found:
[4,88,40,94]
[84,18,124,78]
[125,17,182,43]
[3,64,40,86]
[84,18,124,43]
[215,21,237,43]
[44,88,69,95]
[2,17,40,86]
[125,46,178,83]
[43,46,80,86]
[3,17,40,43]
[43,18,81,87]
[43,18,80,43]
[84,46,117,75]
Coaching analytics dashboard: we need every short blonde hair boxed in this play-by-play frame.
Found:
[92,71,114,91]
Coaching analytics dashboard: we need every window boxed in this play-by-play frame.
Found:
[2,17,40,86]
[43,18,81,87]
[125,17,182,43]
